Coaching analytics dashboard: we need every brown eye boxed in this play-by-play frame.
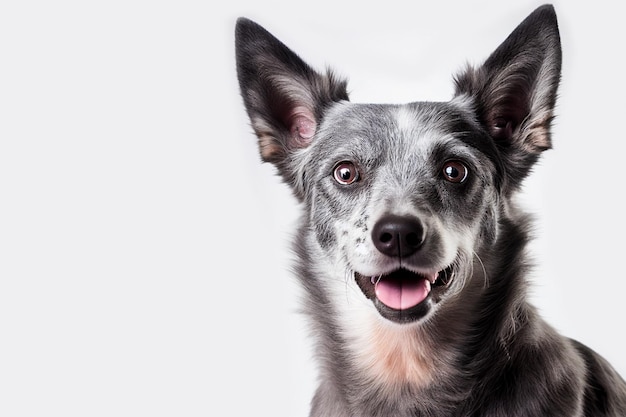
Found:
[333,161,359,185]
[442,161,468,183]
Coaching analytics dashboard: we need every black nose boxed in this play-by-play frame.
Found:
[372,215,424,258]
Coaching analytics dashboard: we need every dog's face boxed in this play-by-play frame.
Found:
[236,6,561,325]
[297,101,501,323]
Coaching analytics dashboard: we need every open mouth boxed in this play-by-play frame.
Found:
[355,266,453,322]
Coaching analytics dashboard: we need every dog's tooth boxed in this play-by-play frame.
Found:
[371,275,382,285]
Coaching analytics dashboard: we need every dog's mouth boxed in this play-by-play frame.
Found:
[355,266,454,323]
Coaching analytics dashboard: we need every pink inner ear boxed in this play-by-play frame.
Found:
[289,106,316,148]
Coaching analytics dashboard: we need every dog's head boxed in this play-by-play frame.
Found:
[236,6,561,325]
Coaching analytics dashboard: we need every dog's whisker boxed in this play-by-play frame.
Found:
[473,251,489,289]
[343,269,353,302]
[342,269,367,304]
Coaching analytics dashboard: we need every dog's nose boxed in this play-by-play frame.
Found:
[372,215,424,258]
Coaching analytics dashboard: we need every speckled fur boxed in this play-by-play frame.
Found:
[236,5,626,416]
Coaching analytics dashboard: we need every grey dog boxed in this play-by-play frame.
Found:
[235,4,626,416]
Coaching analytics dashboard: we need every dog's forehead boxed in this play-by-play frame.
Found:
[318,100,481,156]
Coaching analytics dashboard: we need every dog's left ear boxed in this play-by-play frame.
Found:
[454,5,561,178]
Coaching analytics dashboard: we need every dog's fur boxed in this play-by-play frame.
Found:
[235,5,626,416]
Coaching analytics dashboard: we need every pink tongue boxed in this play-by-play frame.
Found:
[375,273,432,310]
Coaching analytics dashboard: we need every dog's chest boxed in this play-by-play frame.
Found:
[351,318,436,388]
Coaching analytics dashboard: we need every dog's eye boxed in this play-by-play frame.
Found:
[442,161,468,183]
[333,161,360,185]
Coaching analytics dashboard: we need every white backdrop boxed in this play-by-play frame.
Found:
[1,1,625,416]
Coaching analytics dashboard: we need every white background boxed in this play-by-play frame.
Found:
[1,1,625,416]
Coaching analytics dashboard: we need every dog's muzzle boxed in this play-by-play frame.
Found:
[354,214,454,323]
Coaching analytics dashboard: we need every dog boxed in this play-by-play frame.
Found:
[235,5,626,416]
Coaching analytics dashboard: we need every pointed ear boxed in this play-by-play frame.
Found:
[454,5,561,158]
[235,18,349,166]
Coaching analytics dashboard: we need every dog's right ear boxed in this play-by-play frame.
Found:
[235,18,349,170]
